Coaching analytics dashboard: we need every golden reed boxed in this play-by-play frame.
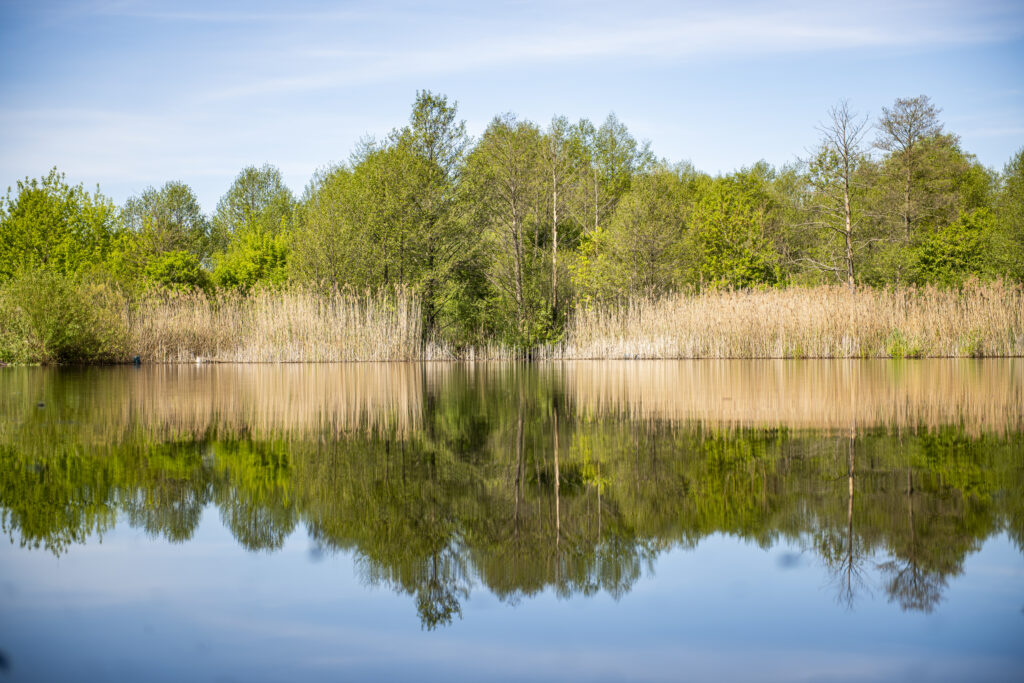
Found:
[544,281,1024,360]
[120,281,1023,361]
[127,286,423,362]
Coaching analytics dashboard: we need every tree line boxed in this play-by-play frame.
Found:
[2,92,1022,349]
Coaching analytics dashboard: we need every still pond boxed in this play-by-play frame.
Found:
[1,360,1022,681]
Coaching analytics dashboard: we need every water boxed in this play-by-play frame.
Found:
[1,360,1022,682]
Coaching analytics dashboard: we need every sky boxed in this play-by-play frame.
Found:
[1,0,1023,212]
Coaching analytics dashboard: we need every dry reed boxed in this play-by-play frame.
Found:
[544,280,1024,359]
[127,286,422,362]
[118,281,1023,362]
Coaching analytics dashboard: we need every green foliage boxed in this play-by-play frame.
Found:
[463,114,548,346]
[291,166,360,286]
[604,168,690,295]
[145,250,212,291]
[212,227,290,291]
[885,329,924,359]
[0,168,121,282]
[122,181,210,260]
[687,174,783,289]
[992,148,1024,280]
[911,209,994,285]
[292,92,477,345]
[204,165,295,293]
[0,270,127,364]
[211,164,295,252]
[569,225,619,305]
[580,114,656,230]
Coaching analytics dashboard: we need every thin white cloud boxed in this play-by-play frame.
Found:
[207,3,1024,100]
[69,0,370,23]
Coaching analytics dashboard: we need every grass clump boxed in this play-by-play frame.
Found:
[885,330,924,359]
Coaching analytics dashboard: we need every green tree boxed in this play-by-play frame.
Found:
[212,227,290,290]
[211,165,295,289]
[541,116,587,318]
[292,93,478,343]
[911,208,994,285]
[211,164,295,252]
[0,168,120,282]
[122,181,210,260]
[992,148,1024,280]
[145,250,212,291]
[291,166,360,287]
[575,114,655,234]
[463,114,547,346]
[875,95,944,243]
[603,166,691,296]
[388,91,475,338]
[686,172,783,289]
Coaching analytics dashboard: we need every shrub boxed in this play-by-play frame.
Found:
[0,270,127,364]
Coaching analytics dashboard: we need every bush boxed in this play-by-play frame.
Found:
[0,270,128,364]
[144,250,211,292]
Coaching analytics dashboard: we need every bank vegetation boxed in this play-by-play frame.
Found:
[2,92,1023,363]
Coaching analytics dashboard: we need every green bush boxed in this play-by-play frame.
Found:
[886,329,924,359]
[144,250,211,292]
[0,270,128,364]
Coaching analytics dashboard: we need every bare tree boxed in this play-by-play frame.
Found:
[804,100,870,290]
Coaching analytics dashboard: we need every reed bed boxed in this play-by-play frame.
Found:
[111,281,1024,362]
[545,280,1024,359]
[128,286,422,362]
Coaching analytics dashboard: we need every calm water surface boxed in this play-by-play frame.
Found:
[1,360,1022,682]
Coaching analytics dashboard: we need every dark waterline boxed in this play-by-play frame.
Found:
[1,361,1022,682]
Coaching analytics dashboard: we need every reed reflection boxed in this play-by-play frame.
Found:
[1,361,1021,627]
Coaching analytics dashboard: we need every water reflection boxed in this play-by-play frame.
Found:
[1,361,1022,628]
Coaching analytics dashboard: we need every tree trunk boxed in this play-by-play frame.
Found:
[843,173,855,291]
[903,164,912,241]
[552,180,559,316]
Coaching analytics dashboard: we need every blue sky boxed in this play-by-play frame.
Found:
[1,0,1022,211]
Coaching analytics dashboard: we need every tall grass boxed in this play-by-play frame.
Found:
[2,277,1021,363]
[544,280,1024,359]
[128,286,422,362]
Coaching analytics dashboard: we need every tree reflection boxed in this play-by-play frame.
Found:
[1,367,1022,627]
[815,427,871,608]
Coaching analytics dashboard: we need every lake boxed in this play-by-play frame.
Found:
[1,360,1022,682]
